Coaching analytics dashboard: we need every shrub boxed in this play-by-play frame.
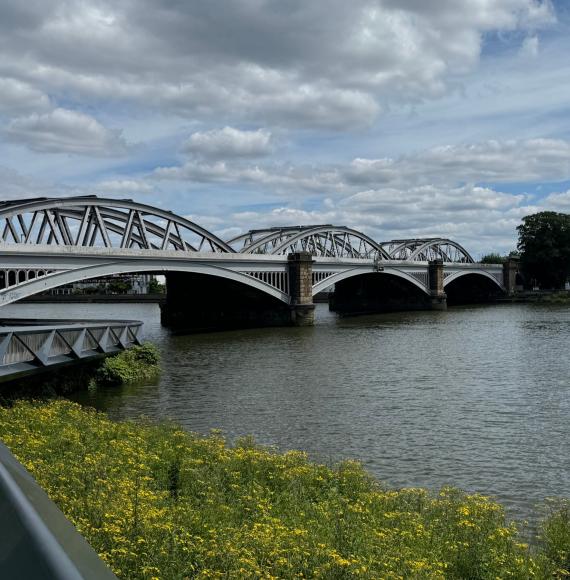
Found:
[97,343,160,385]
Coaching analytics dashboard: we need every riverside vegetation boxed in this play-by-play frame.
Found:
[0,343,160,404]
[0,401,569,579]
[96,343,161,385]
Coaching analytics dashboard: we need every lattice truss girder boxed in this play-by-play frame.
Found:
[0,197,232,253]
[0,322,142,370]
[227,225,391,259]
[380,238,474,263]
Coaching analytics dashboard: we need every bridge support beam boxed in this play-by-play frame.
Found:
[287,252,315,326]
[502,256,520,295]
[428,259,447,310]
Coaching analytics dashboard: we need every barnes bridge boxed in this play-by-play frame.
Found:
[0,196,517,330]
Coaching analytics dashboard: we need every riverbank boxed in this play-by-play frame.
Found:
[0,399,568,579]
[0,343,160,403]
[496,290,570,303]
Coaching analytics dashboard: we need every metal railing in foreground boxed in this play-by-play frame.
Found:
[0,440,117,578]
[0,319,143,381]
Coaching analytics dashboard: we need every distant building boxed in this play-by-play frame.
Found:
[48,274,153,295]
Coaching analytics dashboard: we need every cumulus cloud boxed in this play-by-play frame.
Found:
[183,127,272,159]
[0,0,555,128]
[152,135,570,256]
[5,108,127,155]
[154,138,570,195]
[542,190,570,210]
[0,77,50,113]
[346,139,570,187]
[154,159,344,194]
[97,179,153,194]
[223,183,528,257]
[0,1,562,258]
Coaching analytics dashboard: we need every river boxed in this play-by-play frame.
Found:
[2,301,569,521]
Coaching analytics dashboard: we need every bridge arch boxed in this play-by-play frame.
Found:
[381,238,474,263]
[228,225,391,259]
[0,261,290,306]
[444,270,504,305]
[0,196,233,253]
[312,267,430,296]
[326,269,432,315]
[443,270,503,290]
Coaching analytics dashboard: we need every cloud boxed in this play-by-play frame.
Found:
[0,1,562,259]
[223,183,528,257]
[542,190,570,210]
[154,138,570,197]
[154,159,346,196]
[153,136,570,256]
[183,127,272,159]
[0,0,554,128]
[97,179,153,194]
[520,35,540,57]
[5,108,127,155]
[345,139,570,187]
[0,77,50,113]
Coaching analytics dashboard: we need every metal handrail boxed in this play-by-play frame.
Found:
[0,319,143,381]
[0,441,117,578]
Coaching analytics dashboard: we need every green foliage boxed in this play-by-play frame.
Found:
[148,277,165,294]
[538,500,570,576]
[480,253,506,264]
[108,279,132,294]
[97,343,160,385]
[517,211,570,289]
[0,400,568,579]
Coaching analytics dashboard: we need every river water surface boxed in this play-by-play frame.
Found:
[3,302,569,521]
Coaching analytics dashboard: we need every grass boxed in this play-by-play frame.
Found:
[0,400,568,579]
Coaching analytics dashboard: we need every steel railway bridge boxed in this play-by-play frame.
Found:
[0,196,517,329]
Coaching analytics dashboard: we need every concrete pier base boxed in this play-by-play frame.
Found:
[429,294,447,310]
[289,303,316,326]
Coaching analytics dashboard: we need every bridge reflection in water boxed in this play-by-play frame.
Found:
[0,196,517,331]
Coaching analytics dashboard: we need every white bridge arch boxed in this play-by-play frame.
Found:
[0,196,505,307]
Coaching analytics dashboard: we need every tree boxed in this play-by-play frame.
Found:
[108,279,132,294]
[148,277,165,294]
[480,253,506,264]
[517,211,570,289]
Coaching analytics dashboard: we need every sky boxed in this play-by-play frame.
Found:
[1,0,569,257]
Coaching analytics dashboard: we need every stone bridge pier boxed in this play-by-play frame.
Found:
[428,259,447,310]
[287,252,315,326]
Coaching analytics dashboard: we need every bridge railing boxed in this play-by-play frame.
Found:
[0,319,143,381]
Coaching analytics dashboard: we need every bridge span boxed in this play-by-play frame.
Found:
[0,196,517,330]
